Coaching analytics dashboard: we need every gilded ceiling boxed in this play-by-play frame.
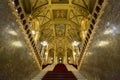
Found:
[20,0,96,54]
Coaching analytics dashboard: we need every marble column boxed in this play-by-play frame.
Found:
[54,46,57,64]
[63,46,68,64]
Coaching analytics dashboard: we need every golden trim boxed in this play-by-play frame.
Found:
[78,0,108,70]
[8,0,42,70]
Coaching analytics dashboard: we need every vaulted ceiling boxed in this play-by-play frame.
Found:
[20,0,96,53]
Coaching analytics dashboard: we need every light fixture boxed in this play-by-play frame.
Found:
[41,41,48,46]
[8,30,17,36]
[104,24,118,35]
[104,27,116,35]
[12,41,22,47]
[98,41,109,47]
[12,1,15,5]
[72,41,80,46]
[15,9,18,12]
[73,51,76,56]
[51,58,53,60]
[87,52,93,55]
[45,52,48,55]
[104,29,113,34]
[32,30,36,35]
[68,57,70,60]
[59,57,62,60]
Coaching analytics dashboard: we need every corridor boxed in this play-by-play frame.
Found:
[0,0,120,80]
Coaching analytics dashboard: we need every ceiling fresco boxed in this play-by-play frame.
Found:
[53,10,67,19]
[55,24,66,37]
[20,0,96,57]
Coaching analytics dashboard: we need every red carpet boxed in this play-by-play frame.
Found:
[53,64,68,72]
[42,64,77,80]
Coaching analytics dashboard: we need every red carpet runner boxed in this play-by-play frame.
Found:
[53,64,68,72]
[42,64,77,80]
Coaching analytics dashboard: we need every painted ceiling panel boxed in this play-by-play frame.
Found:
[46,11,51,19]
[42,17,50,25]
[77,16,84,25]
[55,24,66,37]
[53,10,68,19]
[20,0,96,56]
[71,17,79,24]
[69,11,74,19]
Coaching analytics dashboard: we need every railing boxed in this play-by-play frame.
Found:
[8,0,42,69]
[78,0,107,70]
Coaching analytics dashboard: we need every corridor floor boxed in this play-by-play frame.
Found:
[32,64,87,80]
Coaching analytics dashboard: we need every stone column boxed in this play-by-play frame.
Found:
[41,46,44,66]
[54,44,57,64]
[54,50,57,64]
[63,46,67,64]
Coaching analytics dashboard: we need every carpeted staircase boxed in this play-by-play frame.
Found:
[42,64,77,80]
[53,64,68,72]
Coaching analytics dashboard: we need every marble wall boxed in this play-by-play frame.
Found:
[80,0,120,80]
[0,0,40,80]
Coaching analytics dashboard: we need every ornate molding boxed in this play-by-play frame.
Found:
[8,0,42,70]
[78,0,108,70]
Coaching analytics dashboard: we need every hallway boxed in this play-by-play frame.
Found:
[0,0,120,80]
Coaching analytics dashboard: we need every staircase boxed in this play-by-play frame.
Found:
[42,64,77,80]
